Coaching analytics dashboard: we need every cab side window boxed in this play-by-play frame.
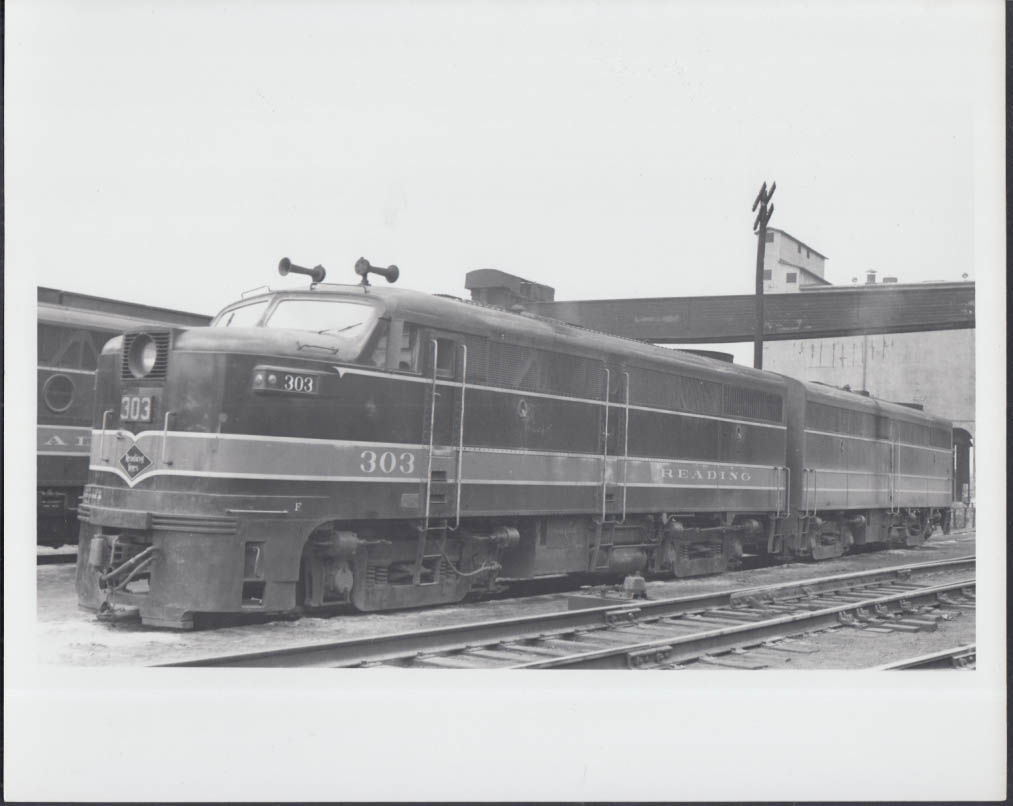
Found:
[398,323,421,373]
[365,319,390,368]
[433,338,457,378]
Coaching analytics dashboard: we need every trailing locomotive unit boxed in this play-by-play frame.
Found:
[37,288,211,546]
[76,259,954,628]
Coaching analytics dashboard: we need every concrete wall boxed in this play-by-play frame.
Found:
[763,329,975,439]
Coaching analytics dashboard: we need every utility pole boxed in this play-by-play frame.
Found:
[751,180,776,369]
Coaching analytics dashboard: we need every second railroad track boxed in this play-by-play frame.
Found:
[165,555,975,670]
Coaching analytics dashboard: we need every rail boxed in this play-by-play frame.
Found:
[162,555,974,669]
[872,645,976,670]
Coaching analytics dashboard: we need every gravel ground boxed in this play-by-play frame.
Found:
[36,530,975,667]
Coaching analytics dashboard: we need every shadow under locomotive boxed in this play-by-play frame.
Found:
[76,258,958,629]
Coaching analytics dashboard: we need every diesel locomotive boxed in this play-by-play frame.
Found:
[37,288,211,546]
[76,259,955,628]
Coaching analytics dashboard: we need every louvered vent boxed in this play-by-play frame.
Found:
[631,369,722,415]
[723,386,783,423]
[121,331,171,381]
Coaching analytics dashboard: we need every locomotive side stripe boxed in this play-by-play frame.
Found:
[88,464,782,491]
[88,430,786,469]
[332,366,789,431]
[87,430,782,491]
[804,429,952,454]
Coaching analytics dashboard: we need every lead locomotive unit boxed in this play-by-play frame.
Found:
[76,258,954,628]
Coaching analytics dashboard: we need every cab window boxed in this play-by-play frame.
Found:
[398,323,421,372]
[215,300,269,327]
[365,320,390,368]
[266,298,377,335]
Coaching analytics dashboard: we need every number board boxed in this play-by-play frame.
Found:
[121,393,154,422]
[253,366,322,396]
[281,373,318,394]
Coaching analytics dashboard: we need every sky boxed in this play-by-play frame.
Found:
[6,0,1001,318]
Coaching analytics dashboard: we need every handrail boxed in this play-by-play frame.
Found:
[809,468,818,517]
[801,467,812,517]
[422,338,439,533]
[98,409,115,463]
[600,368,611,521]
[783,465,790,518]
[453,344,468,530]
[620,371,630,523]
[161,411,174,466]
[773,466,782,518]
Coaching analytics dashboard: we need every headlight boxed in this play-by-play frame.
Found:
[127,334,159,378]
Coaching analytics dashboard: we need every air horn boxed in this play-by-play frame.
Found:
[354,257,399,286]
[278,257,326,284]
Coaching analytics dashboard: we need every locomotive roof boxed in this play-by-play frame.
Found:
[228,281,952,426]
[796,376,951,427]
[243,281,787,390]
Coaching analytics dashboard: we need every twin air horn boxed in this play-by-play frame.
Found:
[277,257,400,286]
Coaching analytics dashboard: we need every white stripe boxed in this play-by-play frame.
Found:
[38,450,90,456]
[627,483,776,491]
[90,466,426,484]
[803,469,950,482]
[89,430,782,467]
[40,424,93,432]
[92,428,427,451]
[37,366,96,376]
[333,366,787,430]
[628,402,785,430]
[87,463,778,491]
[805,428,952,454]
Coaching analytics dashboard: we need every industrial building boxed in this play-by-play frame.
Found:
[762,228,831,293]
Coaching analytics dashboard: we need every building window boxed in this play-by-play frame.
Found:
[786,272,797,284]
[797,243,802,253]
[806,248,811,258]
[762,270,772,280]
[764,232,774,243]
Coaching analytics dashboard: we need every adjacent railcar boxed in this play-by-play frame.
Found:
[74,260,954,628]
[37,288,211,546]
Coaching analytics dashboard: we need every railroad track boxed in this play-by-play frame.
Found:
[873,644,976,670]
[165,555,974,669]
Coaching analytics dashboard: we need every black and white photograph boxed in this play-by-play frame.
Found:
[5,0,1005,801]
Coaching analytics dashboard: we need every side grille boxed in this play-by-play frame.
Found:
[723,386,784,423]
[121,331,171,381]
[150,514,238,535]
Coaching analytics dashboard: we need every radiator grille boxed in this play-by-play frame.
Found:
[722,386,783,423]
[121,331,171,381]
[630,369,722,415]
